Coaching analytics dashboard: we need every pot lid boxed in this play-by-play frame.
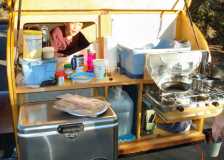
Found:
[146,50,203,89]
[13,0,191,11]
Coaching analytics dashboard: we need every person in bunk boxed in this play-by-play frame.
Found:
[50,22,90,57]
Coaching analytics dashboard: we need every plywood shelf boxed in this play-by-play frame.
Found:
[154,105,223,123]
[16,74,153,94]
[119,130,205,156]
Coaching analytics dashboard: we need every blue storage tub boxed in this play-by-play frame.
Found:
[19,58,57,85]
[117,45,145,79]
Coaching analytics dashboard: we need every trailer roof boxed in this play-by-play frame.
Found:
[13,0,191,11]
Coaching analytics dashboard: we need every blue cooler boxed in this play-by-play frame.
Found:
[19,58,57,85]
[117,45,145,79]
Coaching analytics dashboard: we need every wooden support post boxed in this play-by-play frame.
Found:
[104,86,109,98]
[93,88,99,97]
[136,83,143,139]
[194,118,204,132]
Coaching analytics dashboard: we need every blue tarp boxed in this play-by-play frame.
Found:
[0,21,8,91]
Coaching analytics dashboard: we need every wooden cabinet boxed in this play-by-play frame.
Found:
[11,74,223,156]
[6,0,223,157]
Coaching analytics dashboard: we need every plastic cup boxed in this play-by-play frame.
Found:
[93,59,106,80]
[206,142,222,157]
[42,47,55,59]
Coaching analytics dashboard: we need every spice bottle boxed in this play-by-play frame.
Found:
[41,25,50,47]
[71,55,84,71]
[55,71,65,86]
[64,64,73,79]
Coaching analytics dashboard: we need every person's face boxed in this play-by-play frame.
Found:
[65,22,83,36]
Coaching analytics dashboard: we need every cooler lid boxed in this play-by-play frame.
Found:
[18,101,117,134]
[13,0,191,11]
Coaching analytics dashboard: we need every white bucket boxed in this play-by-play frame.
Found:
[42,47,55,59]
[93,59,105,80]
[23,30,42,60]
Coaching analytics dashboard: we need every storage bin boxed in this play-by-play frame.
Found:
[19,58,57,85]
[117,45,145,79]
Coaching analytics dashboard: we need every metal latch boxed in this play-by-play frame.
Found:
[57,123,84,139]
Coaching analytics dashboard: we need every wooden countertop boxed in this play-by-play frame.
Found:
[16,74,153,94]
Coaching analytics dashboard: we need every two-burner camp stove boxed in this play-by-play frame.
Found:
[144,50,224,114]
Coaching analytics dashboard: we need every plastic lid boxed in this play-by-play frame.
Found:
[55,70,65,77]
[64,64,72,69]
[74,54,84,58]
[70,72,95,83]
[87,43,96,53]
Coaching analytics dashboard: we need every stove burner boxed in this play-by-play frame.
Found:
[190,94,209,102]
[161,97,176,105]
[161,82,190,92]
[144,79,224,113]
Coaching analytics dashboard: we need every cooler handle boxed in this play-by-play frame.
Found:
[57,123,84,139]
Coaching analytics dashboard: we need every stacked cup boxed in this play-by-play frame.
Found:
[93,59,106,80]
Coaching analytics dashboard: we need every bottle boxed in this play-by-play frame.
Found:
[64,64,73,79]
[71,55,77,70]
[87,44,96,72]
[145,109,156,134]
[71,55,84,72]
[108,87,134,138]
[55,71,65,86]
[41,25,49,47]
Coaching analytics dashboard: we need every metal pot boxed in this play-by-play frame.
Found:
[192,76,213,93]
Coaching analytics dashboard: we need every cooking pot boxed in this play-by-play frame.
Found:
[161,81,190,92]
[192,75,213,93]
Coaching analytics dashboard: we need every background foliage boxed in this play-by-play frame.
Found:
[190,0,224,46]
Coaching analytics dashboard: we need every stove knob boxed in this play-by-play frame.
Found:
[177,106,184,112]
[211,101,219,107]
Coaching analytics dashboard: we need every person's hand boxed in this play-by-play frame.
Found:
[55,52,65,57]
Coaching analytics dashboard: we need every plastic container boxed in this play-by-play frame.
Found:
[104,37,118,73]
[117,45,145,79]
[64,64,73,78]
[145,109,156,134]
[23,30,42,60]
[42,47,54,59]
[19,58,57,85]
[203,142,222,157]
[93,59,106,80]
[55,70,65,85]
[108,87,134,138]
